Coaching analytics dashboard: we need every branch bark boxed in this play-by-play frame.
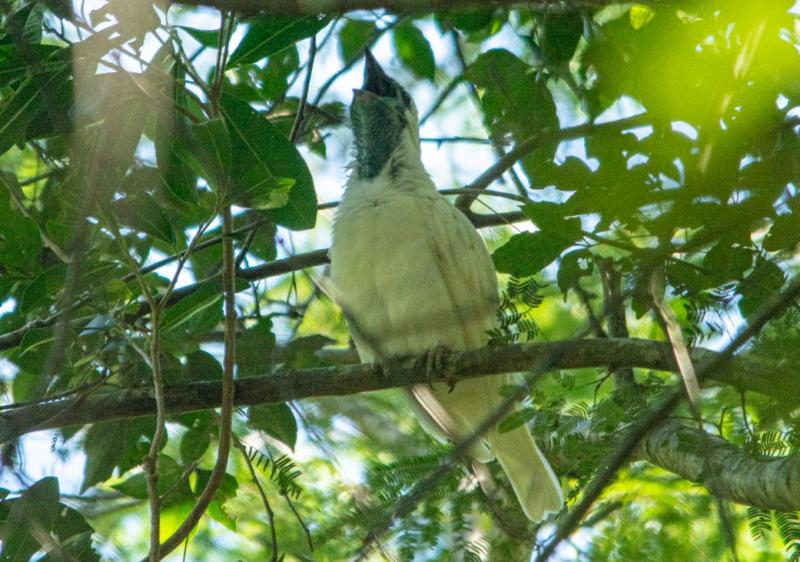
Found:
[1,338,798,511]
[639,420,800,512]
[1,337,795,438]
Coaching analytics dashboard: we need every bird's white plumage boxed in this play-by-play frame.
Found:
[330,104,563,522]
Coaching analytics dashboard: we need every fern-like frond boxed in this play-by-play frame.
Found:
[245,447,303,498]
[747,506,772,541]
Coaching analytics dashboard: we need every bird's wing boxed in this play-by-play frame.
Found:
[406,194,500,462]
[408,195,563,520]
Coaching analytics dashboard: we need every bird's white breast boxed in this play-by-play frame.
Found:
[330,170,499,362]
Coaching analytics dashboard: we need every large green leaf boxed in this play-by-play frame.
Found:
[393,22,436,81]
[0,69,65,156]
[0,477,60,562]
[113,190,177,246]
[0,2,44,46]
[178,25,220,48]
[81,418,158,492]
[180,424,211,464]
[467,48,557,138]
[338,19,377,62]
[236,317,275,377]
[161,281,223,334]
[248,403,298,451]
[112,454,184,499]
[0,187,41,276]
[0,43,64,88]
[492,202,584,277]
[493,232,572,277]
[228,14,328,67]
[20,263,66,314]
[521,202,582,241]
[176,118,232,193]
[221,93,317,229]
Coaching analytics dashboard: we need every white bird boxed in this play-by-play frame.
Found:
[329,50,563,522]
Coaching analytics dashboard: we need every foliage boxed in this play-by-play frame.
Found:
[0,0,798,560]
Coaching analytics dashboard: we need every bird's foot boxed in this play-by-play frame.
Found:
[374,359,393,381]
[419,346,457,391]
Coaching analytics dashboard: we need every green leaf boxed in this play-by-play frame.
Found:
[248,403,298,450]
[0,192,42,276]
[393,22,436,81]
[493,232,572,277]
[339,19,377,62]
[15,327,55,377]
[0,43,63,87]
[557,250,594,293]
[228,14,328,67]
[437,9,496,34]
[738,260,785,319]
[155,73,199,206]
[113,191,176,245]
[178,25,220,48]
[161,282,223,334]
[248,176,296,210]
[763,213,800,252]
[221,93,317,229]
[522,202,582,241]
[279,334,334,369]
[703,243,752,284]
[258,45,300,101]
[81,418,158,492]
[535,11,584,66]
[192,468,239,529]
[467,48,557,141]
[180,425,211,464]
[40,531,100,562]
[193,469,239,499]
[177,118,232,193]
[0,3,44,46]
[236,318,275,377]
[112,454,182,499]
[0,477,60,562]
[20,263,66,314]
[185,350,223,381]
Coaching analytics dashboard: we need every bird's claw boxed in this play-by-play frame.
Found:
[419,346,457,391]
[374,359,393,381]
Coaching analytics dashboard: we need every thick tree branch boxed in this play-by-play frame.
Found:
[1,338,795,442]
[639,420,800,512]
[1,338,798,511]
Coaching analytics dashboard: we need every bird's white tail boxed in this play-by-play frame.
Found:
[489,424,563,522]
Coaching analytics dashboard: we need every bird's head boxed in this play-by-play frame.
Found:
[350,49,420,180]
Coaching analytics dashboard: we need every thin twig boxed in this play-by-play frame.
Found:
[150,205,237,561]
[419,73,463,126]
[143,14,237,560]
[97,208,164,562]
[290,35,318,143]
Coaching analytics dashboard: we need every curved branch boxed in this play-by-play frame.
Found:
[640,420,800,512]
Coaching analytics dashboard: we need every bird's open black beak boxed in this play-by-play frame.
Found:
[361,48,393,98]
